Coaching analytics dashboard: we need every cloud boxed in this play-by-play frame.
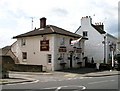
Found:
[107,21,118,37]
[52,8,68,17]
[0,0,119,48]
[0,28,16,48]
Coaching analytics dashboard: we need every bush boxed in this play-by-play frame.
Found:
[99,63,111,70]
[115,63,120,71]
[116,54,120,63]
[85,63,96,68]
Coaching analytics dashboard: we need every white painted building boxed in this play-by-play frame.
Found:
[75,16,117,64]
[11,17,87,71]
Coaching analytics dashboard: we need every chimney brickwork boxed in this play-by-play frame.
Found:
[40,17,46,28]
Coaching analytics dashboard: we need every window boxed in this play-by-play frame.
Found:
[47,54,52,63]
[69,38,73,44]
[22,52,27,59]
[59,53,64,60]
[83,31,88,37]
[21,38,26,46]
[60,37,65,45]
[78,41,81,47]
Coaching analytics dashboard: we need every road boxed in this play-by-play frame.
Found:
[1,74,119,91]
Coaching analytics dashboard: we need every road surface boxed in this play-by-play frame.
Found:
[1,74,119,91]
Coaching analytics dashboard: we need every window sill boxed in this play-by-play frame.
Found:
[22,59,27,62]
[48,63,52,65]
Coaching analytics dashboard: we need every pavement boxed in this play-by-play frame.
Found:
[0,68,120,85]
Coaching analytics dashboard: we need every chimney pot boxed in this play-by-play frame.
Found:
[40,17,46,28]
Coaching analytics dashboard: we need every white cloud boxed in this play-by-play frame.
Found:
[0,0,119,48]
[0,28,16,48]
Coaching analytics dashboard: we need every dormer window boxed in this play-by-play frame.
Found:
[83,31,88,37]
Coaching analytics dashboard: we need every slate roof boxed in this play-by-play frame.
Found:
[75,24,106,34]
[0,56,15,63]
[106,33,117,39]
[0,46,11,56]
[13,25,85,39]
[91,24,106,34]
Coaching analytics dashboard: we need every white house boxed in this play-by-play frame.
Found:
[75,16,117,64]
[11,17,87,71]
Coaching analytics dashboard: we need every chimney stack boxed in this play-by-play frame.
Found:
[95,22,104,30]
[81,16,92,26]
[40,17,46,28]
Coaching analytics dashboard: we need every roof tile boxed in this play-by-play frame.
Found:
[91,24,106,34]
[13,25,82,38]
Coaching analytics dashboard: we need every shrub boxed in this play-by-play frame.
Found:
[99,63,111,70]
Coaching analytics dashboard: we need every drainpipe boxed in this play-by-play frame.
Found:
[51,35,56,71]
[112,50,114,68]
[105,35,108,64]
[104,36,106,64]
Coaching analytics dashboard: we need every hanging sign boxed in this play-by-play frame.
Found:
[59,46,67,52]
[76,48,82,53]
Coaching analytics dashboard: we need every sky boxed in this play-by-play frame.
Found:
[0,0,119,48]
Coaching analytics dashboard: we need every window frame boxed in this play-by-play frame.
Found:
[22,52,27,60]
[21,38,26,46]
[69,38,73,45]
[60,37,65,46]
[47,54,52,64]
[83,31,88,37]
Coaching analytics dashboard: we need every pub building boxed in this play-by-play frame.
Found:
[12,17,87,71]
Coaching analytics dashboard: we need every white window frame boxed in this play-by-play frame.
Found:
[60,37,65,46]
[47,54,52,64]
[21,38,26,46]
[22,52,27,62]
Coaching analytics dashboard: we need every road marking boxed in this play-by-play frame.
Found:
[42,86,57,89]
[88,80,115,85]
[43,85,86,91]
[55,87,61,91]
[34,80,39,83]
[55,85,86,91]
[6,80,39,85]
[64,74,78,77]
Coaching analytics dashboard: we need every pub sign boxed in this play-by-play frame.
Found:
[40,40,49,51]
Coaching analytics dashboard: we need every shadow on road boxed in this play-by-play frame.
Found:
[56,67,103,74]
